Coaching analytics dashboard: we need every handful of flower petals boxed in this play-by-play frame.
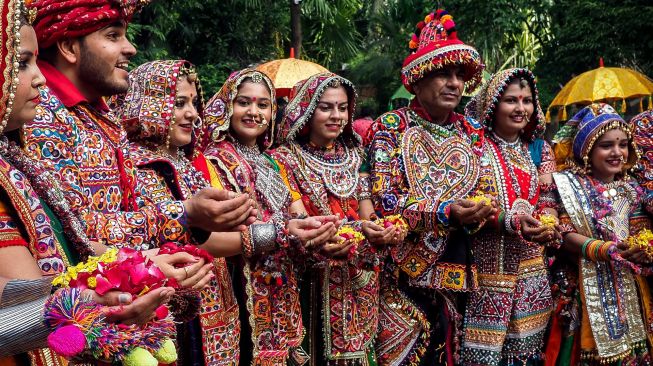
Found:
[626,229,653,260]
[44,246,210,366]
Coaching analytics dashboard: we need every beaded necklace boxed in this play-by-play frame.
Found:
[489,132,539,204]
[297,139,360,200]
[233,141,290,215]
[408,109,457,139]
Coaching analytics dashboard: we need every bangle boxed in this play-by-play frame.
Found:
[581,238,594,258]
[241,229,253,258]
[250,223,278,255]
[581,239,615,261]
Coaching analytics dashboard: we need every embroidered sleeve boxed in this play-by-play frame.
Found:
[24,96,190,250]
[368,122,446,232]
[0,199,28,248]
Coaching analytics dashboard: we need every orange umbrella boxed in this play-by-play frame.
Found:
[547,59,653,121]
[257,49,329,97]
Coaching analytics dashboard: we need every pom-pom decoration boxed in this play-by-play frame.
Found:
[44,288,177,365]
[43,245,215,364]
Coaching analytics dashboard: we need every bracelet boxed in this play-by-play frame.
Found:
[357,175,372,201]
[250,223,278,255]
[241,229,254,258]
[582,239,615,261]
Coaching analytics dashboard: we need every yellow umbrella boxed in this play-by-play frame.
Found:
[256,49,329,97]
[547,60,653,121]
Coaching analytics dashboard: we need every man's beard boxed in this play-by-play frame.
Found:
[78,41,128,97]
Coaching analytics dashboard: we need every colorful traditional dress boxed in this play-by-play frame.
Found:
[546,104,653,365]
[632,109,653,214]
[23,60,192,250]
[0,2,93,364]
[115,60,240,366]
[368,101,483,365]
[273,72,381,366]
[461,68,554,365]
[202,69,305,366]
[367,9,485,365]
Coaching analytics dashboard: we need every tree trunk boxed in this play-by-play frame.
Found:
[290,0,302,58]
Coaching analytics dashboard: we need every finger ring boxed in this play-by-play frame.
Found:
[183,266,189,279]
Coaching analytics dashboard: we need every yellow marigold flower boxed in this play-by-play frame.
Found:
[539,214,557,229]
[468,192,491,206]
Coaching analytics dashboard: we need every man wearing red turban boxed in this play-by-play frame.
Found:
[23,0,258,252]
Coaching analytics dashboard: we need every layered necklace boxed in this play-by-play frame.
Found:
[297,139,360,200]
[233,141,290,215]
[489,132,539,204]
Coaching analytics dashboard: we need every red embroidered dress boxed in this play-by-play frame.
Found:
[23,61,191,250]
[115,60,240,365]
[461,68,554,365]
[273,73,380,366]
[202,69,304,366]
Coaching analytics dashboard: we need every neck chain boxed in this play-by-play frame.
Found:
[489,132,538,202]
[491,131,520,148]
[297,140,360,199]
[233,140,266,164]
[308,140,335,151]
[409,109,457,138]
[156,147,189,171]
[233,140,291,214]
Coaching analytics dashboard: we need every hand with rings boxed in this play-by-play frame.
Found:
[149,251,214,290]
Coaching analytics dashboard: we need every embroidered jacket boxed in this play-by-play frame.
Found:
[23,63,191,250]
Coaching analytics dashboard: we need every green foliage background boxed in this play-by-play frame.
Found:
[128,0,653,115]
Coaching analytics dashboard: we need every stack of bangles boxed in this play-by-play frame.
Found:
[581,238,616,261]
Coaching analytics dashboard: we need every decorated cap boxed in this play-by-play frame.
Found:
[202,68,277,150]
[113,60,204,158]
[278,72,358,146]
[401,8,484,94]
[32,0,152,48]
[464,68,545,141]
[553,103,637,169]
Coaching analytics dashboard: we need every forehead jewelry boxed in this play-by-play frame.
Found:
[251,72,263,83]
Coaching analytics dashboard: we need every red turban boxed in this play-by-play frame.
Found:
[32,0,151,48]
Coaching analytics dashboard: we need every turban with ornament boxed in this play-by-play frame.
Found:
[31,0,151,48]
